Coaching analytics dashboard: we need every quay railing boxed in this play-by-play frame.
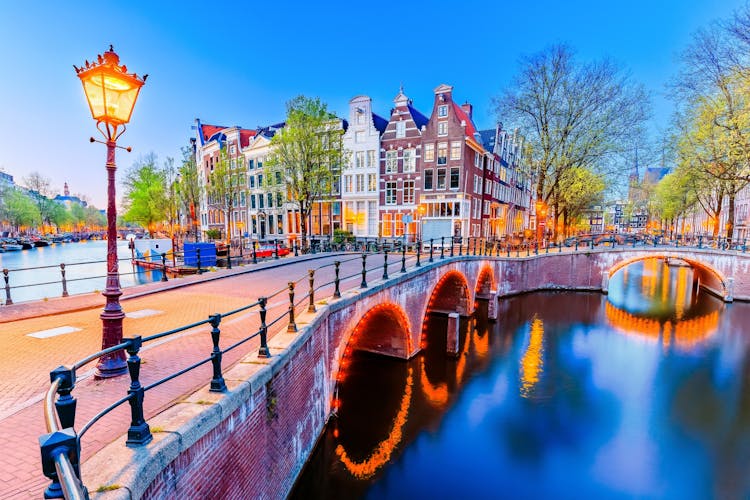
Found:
[37,234,750,497]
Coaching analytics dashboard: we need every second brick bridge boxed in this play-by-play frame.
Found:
[90,246,750,498]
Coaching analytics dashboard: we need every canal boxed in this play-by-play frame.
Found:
[0,240,163,304]
[293,258,750,498]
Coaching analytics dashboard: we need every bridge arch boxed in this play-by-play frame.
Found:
[607,253,728,299]
[474,265,495,298]
[339,302,414,362]
[425,269,472,316]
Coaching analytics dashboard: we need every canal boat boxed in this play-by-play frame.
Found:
[2,242,23,251]
[17,239,33,250]
[132,258,199,276]
[33,238,50,247]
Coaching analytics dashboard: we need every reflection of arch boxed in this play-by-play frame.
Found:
[475,265,495,298]
[608,254,727,298]
[334,367,413,479]
[344,303,413,359]
[420,270,471,349]
[605,302,719,350]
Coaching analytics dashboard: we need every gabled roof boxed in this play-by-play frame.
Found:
[239,130,256,148]
[198,121,256,148]
[200,124,226,144]
[372,113,388,134]
[255,122,286,140]
[407,104,429,129]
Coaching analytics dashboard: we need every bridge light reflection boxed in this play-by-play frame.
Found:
[520,315,545,397]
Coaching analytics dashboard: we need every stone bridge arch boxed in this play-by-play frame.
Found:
[475,265,495,299]
[342,302,413,360]
[606,253,728,300]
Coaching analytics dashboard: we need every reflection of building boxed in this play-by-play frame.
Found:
[342,95,387,240]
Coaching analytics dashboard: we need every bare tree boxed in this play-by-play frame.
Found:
[22,172,56,227]
[494,44,650,236]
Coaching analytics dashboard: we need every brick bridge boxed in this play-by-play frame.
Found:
[87,247,750,498]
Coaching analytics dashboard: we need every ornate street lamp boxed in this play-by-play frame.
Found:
[75,46,146,378]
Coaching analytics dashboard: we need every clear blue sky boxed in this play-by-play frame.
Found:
[0,0,745,208]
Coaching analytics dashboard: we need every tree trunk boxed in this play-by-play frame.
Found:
[300,200,309,252]
[726,191,736,241]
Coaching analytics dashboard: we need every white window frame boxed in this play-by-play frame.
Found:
[403,148,416,172]
[438,121,448,136]
[386,151,398,173]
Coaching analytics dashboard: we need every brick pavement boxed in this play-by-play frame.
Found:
[0,252,382,499]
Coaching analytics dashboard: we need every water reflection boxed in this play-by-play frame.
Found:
[292,260,750,499]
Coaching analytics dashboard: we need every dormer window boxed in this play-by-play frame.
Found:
[438,105,448,117]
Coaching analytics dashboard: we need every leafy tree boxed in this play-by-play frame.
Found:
[3,189,40,233]
[177,146,203,242]
[652,172,695,236]
[85,206,106,229]
[48,202,70,232]
[122,154,168,236]
[494,44,650,236]
[267,95,347,251]
[557,167,606,237]
[207,143,244,243]
[22,172,56,228]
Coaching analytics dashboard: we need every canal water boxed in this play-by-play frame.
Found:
[0,241,163,304]
[292,258,750,499]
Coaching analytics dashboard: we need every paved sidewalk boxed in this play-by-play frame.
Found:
[0,252,374,499]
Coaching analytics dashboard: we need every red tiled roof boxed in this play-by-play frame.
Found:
[239,129,257,148]
[451,102,477,139]
[201,124,225,142]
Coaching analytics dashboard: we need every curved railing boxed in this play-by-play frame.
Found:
[37,234,750,498]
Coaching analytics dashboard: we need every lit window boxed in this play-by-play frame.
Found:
[450,141,461,160]
[368,173,377,192]
[437,143,447,165]
[424,143,435,162]
[382,213,393,236]
[344,175,353,193]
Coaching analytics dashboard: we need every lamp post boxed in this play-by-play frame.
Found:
[75,46,146,378]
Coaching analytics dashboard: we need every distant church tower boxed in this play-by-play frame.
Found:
[63,182,70,197]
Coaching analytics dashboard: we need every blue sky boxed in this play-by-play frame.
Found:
[0,0,745,208]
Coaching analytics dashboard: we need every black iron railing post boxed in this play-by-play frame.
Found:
[416,241,422,267]
[361,253,368,288]
[743,239,747,253]
[196,248,203,274]
[507,244,511,258]
[39,428,79,499]
[258,297,270,358]
[450,237,455,257]
[3,268,12,305]
[698,235,703,249]
[334,261,341,298]
[535,241,539,255]
[252,242,258,264]
[401,245,407,273]
[383,248,389,280]
[294,241,299,257]
[459,237,464,256]
[208,314,227,392]
[274,239,279,259]
[51,366,77,432]
[161,253,168,281]
[60,263,69,298]
[429,239,434,263]
[287,282,297,333]
[226,245,232,269]
[575,240,579,252]
[125,336,152,446]
[308,270,316,313]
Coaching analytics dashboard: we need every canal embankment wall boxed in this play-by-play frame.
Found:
[84,250,750,498]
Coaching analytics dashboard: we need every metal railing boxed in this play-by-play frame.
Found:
[38,234,750,497]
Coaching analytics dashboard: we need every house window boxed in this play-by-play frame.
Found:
[248,159,254,169]
[230,145,236,154]
[395,213,405,237]
[368,173,377,192]
[355,151,365,168]
[396,121,406,138]
[403,148,416,172]
[438,105,448,117]
[385,181,397,204]
[267,193,273,208]
[356,112,365,125]
[278,216,284,234]
[438,121,448,136]
[437,168,446,189]
[450,167,460,189]
[386,151,398,173]
[355,131,364,143]
[367,150,376,168]
[450,141,462,160]
[474,152,479,167]
[382,213,393,237]
[344,175,353,193]
[277,192,283,206]
[275,171,281,184]
[356,174,365,193]
[269,215,275,234]
[403,180,415,204]
[258,194,265,209]
[424,169,434,190]
[251,195,256,209]
[249,176,255,188]
[437,143,448,165]
[484,200,490,215]
[424,143,434,162]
